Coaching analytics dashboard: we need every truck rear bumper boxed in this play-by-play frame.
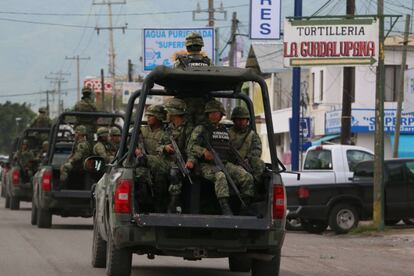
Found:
[287,205,328,220]
[40,190,92,217]
[11,182,32,200]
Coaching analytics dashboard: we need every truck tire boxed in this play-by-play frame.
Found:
[302,219,328,234]
[251,253,281,276]
[37,208,52,228]
[31,203,38,225]
[106,233,132,276]
[228,255,251,272]
[92,216,107,268]
[10,196,20,210]
[403,218,414,225]
[328,204,359,234]
[5,193,10,208]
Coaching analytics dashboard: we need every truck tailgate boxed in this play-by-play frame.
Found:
[51,189,91,199]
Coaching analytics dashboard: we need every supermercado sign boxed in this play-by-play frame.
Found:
[143,28,214,71]
[284,18,379,66]
[325,109,414,135]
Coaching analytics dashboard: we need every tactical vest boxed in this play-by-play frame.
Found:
[176,54,211,68]
[207,124,231,162]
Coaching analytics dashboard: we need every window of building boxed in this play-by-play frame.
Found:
[320,70,324,102]
[384,65,402,102]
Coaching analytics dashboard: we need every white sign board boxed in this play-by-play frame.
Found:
[83,78,112,93]
[122,82,164,105]
[284,18,379,66]
[404,68,414,113]
[250,0,281,40]
[144,28,214,71]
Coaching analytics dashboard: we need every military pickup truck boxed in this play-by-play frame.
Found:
[4,128,50,210]
[287,158,414,234]
[31,112,123,228]
[88,66,287,276]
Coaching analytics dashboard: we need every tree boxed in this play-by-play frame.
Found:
[0,101,36,155]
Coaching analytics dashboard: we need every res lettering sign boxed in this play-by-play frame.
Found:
[250,0,281,40]
[283,18,379,66]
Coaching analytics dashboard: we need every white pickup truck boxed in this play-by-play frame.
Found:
[282,144,374,187]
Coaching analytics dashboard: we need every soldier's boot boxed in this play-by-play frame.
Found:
[218,198,233,216]
[167,195,182,214]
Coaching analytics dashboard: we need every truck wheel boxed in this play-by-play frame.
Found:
[402,218,414,225]
[31,203,38,225]
[106,233,132,276]
[10,196,20,210]
[228,255,251,272]
[251,253,281,276]
[286,218,303,231]
[5,193,10,208]
[37,208,52,228]
[329,204,359,234]
[302,219,328,234]
[92,216,107,268]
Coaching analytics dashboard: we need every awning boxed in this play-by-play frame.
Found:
[312,134,340,146]
[389,135,414,157]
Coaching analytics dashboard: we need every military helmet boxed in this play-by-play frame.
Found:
[110,127,121,136]
[231,106,250,119]
[185,32,204,47]
[204,99,226,115]
[22,139,29,145]
[164,98,187,115]
[42,141,49,146]
[75,125,87,135]
[82,86,92,95]
[146,104,166,121]
[38,107,47,114]
[97,127,109,137]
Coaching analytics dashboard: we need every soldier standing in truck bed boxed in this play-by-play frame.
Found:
[74,86,97,143]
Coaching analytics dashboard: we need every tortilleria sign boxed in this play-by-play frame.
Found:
[283,18,379,66]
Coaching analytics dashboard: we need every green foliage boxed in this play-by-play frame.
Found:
[0,101,36,154]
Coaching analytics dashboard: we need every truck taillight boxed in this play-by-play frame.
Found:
[297,186,310,199]
[12,170,20,185]
[41,171,52,192]
[114,179,132,214]
[272,184,286,220]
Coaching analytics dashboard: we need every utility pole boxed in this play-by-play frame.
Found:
[128,59,133,82]
[45,71,70,115]
[93,0,127,112]
[341,0,355,145]
[373,0,385,231]
[393,14,411,158]
[229,12,239,68]
[65,55,91,102]
[291,0,302,171]
[101,69,105,111]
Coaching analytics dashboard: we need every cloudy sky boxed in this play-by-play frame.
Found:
[0,0,408,112]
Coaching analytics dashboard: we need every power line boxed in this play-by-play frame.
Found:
[0,88,76,98]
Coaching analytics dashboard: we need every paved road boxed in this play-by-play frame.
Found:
[1,198,414,276]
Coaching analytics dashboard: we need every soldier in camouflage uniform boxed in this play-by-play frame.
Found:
[93,127,113,163]
[229,106,265,184]
[187,99,254,215]
[74,86,97,143]
[60,125,92,183]
[157,99,194,213]
[109,127,121,157]
[36,141,49,164]
[14,139,35,180]
[30,107,52,128]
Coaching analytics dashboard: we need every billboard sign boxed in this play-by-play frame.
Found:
[326,109,414,134]
[250,0,281,40]
[143,28,214,71]
[284,18,379,66]
[83,78,112,93]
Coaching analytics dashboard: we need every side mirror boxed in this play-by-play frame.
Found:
[84,156,106,173]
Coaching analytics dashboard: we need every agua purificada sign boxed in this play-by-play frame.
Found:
[283,18,379,67]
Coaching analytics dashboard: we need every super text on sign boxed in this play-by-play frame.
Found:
[283,18,379,66]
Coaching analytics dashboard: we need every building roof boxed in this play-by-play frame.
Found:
[245,43,286,74]
[385,35,414,50]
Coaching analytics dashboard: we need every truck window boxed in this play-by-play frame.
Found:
[346,150,374,172]
[404,162,414,182]
[303,149,332,170]
[353,161,374,179]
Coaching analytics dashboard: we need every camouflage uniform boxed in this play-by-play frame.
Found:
[93,127,113,163]
[74,87,97,142]
[60,125,92,182]
[14,140,35,179]
[30,107,52,128]
[187,100,254,215]
[109,127,121,157]
[173,32,211,69]
[229,106,265,183]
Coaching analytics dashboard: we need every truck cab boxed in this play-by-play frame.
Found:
[91,66,286,276]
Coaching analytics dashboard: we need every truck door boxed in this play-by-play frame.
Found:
[345,149,374,183]
[385,161,409,219]
[404,161,414,214]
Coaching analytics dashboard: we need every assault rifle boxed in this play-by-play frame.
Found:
[169,136,194,185]
[230,145,253,173]
[137,134,154,196]
[205,140,246,208]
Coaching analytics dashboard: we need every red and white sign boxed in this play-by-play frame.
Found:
[283,18,379,67]
[83,78,113,93]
